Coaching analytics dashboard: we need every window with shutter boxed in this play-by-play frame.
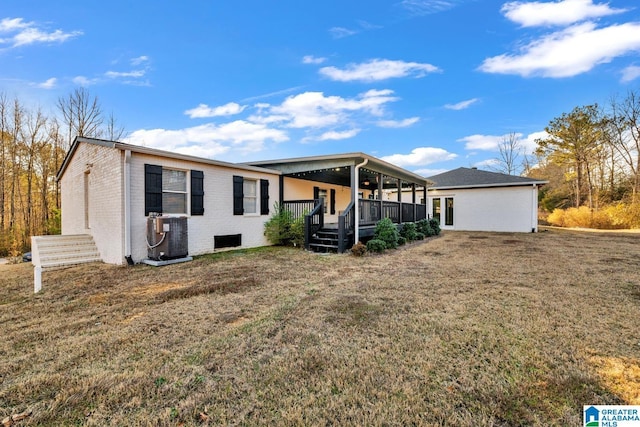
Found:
[233,175,244,215]
[145,164,163,215]
[191,170,204,215]
[260,179,269,215]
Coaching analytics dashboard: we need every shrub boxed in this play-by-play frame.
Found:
[366,239,387,253]
[397,236,407,246]
[290,215,305,247]
[373,217,399,249]
[417,218,434,237]
[400,222,418,242]
[415,232,425,240]
[264,203,295,246]
[547,203,640,229]
[351,241,368,257]
[429,217,441,235]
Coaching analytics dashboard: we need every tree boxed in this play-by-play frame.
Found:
[57,87,104,146]
[536,105,604,208]
[606,90,640,203]
[490,132,524,175]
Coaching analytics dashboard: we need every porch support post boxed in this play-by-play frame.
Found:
[412,183,416,222]
[397,178,402,223]
[353,159,368,244]
[279,175,284,205]
[378,173,383,222]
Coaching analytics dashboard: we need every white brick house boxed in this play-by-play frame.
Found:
[57,137,430,264]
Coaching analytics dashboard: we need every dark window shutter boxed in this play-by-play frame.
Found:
[260,179,269,215]
[233,175,244,215]
[313,186,319,201]
[191,170,204,216]
[145,164,163,216]
[330,189,336,215]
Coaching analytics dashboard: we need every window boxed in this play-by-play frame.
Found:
[162,169,187,214]
[144,164,204,216]
[243,179,257,214]
[432,198,441,223]
[445,197,454,226]
[233,176,270,216]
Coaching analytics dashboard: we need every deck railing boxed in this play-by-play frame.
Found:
[303,199,323,250]
[282,199,316,220]
[337,201,355,252]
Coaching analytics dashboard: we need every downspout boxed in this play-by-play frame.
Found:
[124,150,133,264]
[354,158,368,244]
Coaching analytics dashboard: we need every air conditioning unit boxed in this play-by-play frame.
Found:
[146,214,189,260]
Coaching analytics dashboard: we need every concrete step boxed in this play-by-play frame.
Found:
[31,234,102,270]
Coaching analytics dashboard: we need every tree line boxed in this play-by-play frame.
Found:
[488,88,640,228]
[0,88,124,256]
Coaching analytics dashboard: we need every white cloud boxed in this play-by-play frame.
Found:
[185,102,246,118]
[302,55,327,64]
[376,117,420,128]
[479,22,640,78]
[329,27,357,39]
[400,0,462,15]
[34,77,56,89]
[0,18,82,48]
[124,121,289,158]
[459,131,548,153]
[415,168,450,177]
[458,134,508,151]
[0,17,30,32]
[72,75,99,86]
[304,129,361,142]
[259,90,400,129]
[444,98,479,110]
[105,70,146,79]
[319,59,440,82]
[621,65,640,83]
[501,0,627,28]
[131,55,149,66]
[381,147,458,167]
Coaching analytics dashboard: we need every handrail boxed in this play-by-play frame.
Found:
[304,199,324,250]
[337,201,355,252]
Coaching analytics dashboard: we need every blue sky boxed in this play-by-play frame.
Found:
[2,0,640,176]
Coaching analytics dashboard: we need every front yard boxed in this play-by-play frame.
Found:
[1,230,639,426]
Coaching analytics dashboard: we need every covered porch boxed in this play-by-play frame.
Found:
[249,153,430,253]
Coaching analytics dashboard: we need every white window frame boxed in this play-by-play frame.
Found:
[243,178,258,215]
[162,168,188,215]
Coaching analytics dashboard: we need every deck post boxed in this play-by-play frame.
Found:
[34,266,42,293]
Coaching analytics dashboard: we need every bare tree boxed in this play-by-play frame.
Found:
[105,111,127,141]
[606,90,640,203]
[57,87,104,146]
[490,132,524,175]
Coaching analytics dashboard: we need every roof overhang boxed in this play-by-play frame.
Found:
[56,136,282,181]
[247,153,431,189]
[428,181,548,191]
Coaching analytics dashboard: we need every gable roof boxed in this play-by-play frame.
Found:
[426,167,547,190]
[56,136,282,181]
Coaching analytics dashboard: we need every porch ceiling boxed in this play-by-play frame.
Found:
[246,153,430,189]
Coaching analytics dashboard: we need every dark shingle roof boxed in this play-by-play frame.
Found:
[426,167,547,189]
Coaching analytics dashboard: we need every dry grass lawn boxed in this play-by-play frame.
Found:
[1,230,639,426]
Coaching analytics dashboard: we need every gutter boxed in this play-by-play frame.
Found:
[124,150,133,265]
[354,158,368,244]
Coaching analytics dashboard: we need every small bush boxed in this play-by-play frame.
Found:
[400,222,418,242]
[290,215,305,247]
[366,239,387,253]
[429,218,441,235]
[397,236,407,246]
[547,204,640,229]
[417,218,434,237]
[415,232,425,240]
[374,217,399,249]
[351,241,368,257]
